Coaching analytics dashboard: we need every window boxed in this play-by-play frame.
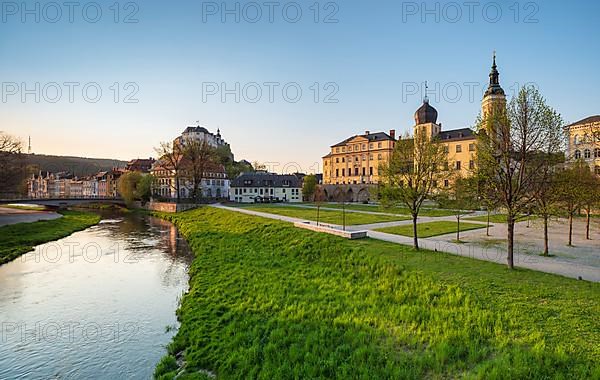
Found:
[595,148,600,158]
[469,160,475,169]
[342,157,345,163]
[362,167,366,176]
[335,157,339,163]
[342,169,345,176]
[378,154,382,160]
[444,180,449,188]
[362,155,366,161]
[342,147,346,152]
[456,161,461,170]
[575,150,581,159]
[362,144,366,150]
[584,149,591,159]
[369,143,373,149]
[456,145,462,153]
[349,146,353,152]
[369,154,373,160]
[336,148,340,153]
[433,180,438,188]
[574,135,580,145]
[378,142,382,148]
[444,162,449,171]
[596,166,600,175]
[355,156,359,162]
[443,145,449,153]
[354,168,359,176]
[369,167,373,175]
[335,169,339,177]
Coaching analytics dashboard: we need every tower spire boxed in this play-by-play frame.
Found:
[485,51,504,96]
[424,81,429,103]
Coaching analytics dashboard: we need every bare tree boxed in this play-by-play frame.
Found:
[182,137,218,202]
[0,132,25,198]
[380,132,447,250]
[438,175,479,243]
[155,141,184,203]
[313,186,327,226]
[582,175,600,240]
[476,85,563,268]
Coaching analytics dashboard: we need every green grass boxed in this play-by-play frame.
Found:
[1,204,48,211]
[0,210,101,265]
[376,221,487,238]
[309,203,458,217]
[153,207,599,379]
[233,205,409,225]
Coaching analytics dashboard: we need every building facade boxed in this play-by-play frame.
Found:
[229,172,302,203]
[322,130,397,185]
[150,160,230,200]
[565,116,600,175]
[175,125,229,149]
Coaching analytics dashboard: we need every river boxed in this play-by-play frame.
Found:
[0,211,193,379]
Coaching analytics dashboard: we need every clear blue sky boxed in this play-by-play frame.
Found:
[1,0,599,173]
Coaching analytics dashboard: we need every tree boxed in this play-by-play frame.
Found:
[0,132,26,198]
[313,186,327,226]
[476,85,563,268]
[438,175,479,242]
[182,137,218,202]
[155,141,184,203]
[528,109,565,256]
[581,174,600,240]
[302,174,317,201]
[137,174,154,204]
[117,171,143,206]
[380,132,447,250]
[555,161,594,246]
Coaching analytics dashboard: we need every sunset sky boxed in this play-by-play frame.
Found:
[2,0,599,173]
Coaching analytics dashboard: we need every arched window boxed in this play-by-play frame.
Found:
[574,150,581,159]
[584,149,591,159]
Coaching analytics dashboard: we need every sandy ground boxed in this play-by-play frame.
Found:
[0,206,62,226]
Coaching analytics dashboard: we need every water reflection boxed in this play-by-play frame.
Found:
[0,211,192,380]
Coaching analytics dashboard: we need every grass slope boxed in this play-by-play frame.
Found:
[376,221,487,238]
[0,210,101,265]
[234,205,409,225]
[154,207,599,379]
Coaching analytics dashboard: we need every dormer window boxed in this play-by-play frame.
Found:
[282,180,290,187]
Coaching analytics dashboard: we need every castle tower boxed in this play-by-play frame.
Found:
[414,82,441,140]
[481,52,507,122]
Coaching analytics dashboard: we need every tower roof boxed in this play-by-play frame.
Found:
[484,52,505,96]
[414,98,438,125]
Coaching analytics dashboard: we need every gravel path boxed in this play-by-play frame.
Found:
[0,207,62,226]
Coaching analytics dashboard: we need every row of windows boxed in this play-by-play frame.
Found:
[574,148,600,159]
[233,187,300,195]
[333,167,377,177]
[329,154,385,164]
[334,141,391,153]
[573,133,600,145]
[443,143,476,154]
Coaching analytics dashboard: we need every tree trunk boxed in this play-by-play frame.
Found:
[568,213,573,246]
[486,210,490,236]
[456,215,460,242]
[175,175,180,204]
[317,206,320,227]
[507,216,515,269]
[543,215,549,256]
[413,213,419,250]
[586,208,591,240]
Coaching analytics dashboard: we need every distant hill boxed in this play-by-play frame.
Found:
[24,154,128,177]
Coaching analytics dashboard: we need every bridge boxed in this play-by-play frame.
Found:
[0,198,126,208]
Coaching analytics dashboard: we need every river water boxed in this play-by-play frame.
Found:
[0,212,193,379]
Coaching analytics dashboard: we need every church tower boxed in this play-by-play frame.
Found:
[414,82,441,140]
[481,52,507,122]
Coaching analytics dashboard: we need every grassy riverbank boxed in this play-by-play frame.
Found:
[154,207,599,379]
[0,210,101,265]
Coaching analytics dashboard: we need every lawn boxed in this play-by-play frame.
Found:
[310,203,458,217]
[0,210,101,265]
[233,204,409,225]
[375,220,487,238]
[153,207,599,379]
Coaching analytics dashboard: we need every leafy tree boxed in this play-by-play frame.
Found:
[117,171,143,206]
[380,132,447,250]
[302,174,317,201]
[0,132,26,198]
[182,137,218,202]
[155,141,184,203]
[556,161,596,245]
[137,174,154,203]
[476,86,563,268]
[438,175,479,242]
[582,174,600,240]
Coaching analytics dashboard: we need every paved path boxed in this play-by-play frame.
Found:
[0,207,62,226]
[213,204,599,283]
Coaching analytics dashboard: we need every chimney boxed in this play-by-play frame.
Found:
[389,129,396,139]
[365,130,370,135]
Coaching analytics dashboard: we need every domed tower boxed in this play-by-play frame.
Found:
[414,83,441,139]
[481,52,507,122]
